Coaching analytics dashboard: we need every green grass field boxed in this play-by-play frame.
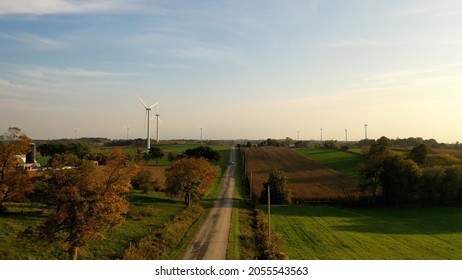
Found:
[265,205,462,259]
[295,148,366,179]
[0,191,185,259]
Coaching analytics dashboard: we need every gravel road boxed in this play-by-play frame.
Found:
[182,148,236,260]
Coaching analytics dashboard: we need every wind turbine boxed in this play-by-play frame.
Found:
[124,125,130,140]
[138,95,158,152]
[73,127,80,139]
[150,104,162,143]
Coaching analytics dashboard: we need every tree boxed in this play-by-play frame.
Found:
[368,136,392,157]
[21,149,137,259]
[0,127,32,211]
[167,152,176,163]
[358,163,382,203]
[183,146,221,162]
[132,167,155,193]
[38,142,90,158]
[374,153,421,206]
[409,143,432,165]
[147,146,165,164]
[165,158,216,206]
[260,170,292,204]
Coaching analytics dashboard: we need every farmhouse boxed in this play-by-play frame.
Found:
[15,143,41,170]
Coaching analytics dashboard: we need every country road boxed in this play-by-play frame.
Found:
[182,147,236,260]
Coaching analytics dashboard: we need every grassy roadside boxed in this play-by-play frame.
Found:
[227,150,243,259]
[121,148,231,259]
[227,149,261,260]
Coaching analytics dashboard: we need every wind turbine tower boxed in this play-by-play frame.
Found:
[73,127,80,139]
[200,127,203,142]
[364,124,368,140]
[345,129,348,142]
[138,95,158,152]
[150,105,162,143]
[124,125,130,140]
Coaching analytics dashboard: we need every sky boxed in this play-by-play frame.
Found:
[1,0,462,143]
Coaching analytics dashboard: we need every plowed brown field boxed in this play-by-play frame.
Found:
[242,147,360,201]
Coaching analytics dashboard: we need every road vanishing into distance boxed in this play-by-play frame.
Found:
[182,147,236,260]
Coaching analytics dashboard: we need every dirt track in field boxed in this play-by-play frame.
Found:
[242,147,359,201]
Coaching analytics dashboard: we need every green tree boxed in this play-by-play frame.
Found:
[374,153,421,206]
[147,146,165,164]
[0,127,33,211]
[167,152,176,163]
[21,149,137,259]
[132,167,155,193]
[183,146,221,162]
[165,157,216,206]
[358,163,382,203]
[409,143,432,165]
[368,136,392,157]
[260,170,292,204]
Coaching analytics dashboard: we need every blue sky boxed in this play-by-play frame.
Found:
[1,0,462,142]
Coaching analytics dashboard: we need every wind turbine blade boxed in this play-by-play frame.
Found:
[148,101,158,109]
[138,95,148,108]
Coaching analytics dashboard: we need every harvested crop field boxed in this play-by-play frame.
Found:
[242,147,360,201]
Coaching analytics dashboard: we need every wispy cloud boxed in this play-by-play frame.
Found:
[363,63,462,86]
[390,1,462,18]
[0,33,65,49]
[316,39,377,48]
[0,0,139,16]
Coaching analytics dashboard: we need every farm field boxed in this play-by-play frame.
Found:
[242,147,359,201]
[294,148,366,179]
[266,205,462,259]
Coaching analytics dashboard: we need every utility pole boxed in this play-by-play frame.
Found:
[267,183,271,248]
[320,128,323,146]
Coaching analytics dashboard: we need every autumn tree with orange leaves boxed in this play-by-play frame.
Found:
[165,157,216,206]
[0,127,33,212]
[21,148,138,260]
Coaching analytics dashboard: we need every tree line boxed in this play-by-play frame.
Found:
[359,136,462,207]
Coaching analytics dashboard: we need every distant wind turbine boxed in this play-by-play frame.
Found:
[138,95,158,152]
[149,104,162,143]
[73,127,80,139]
[124,125,130,140]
